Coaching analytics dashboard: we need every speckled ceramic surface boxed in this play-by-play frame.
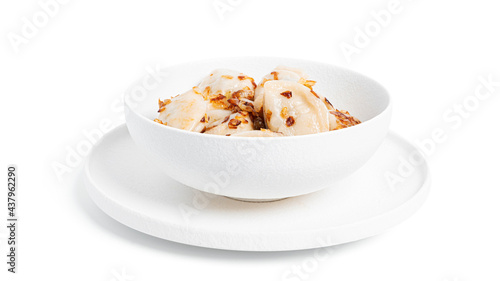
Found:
[84,125,430,251]
[124,57,392,200]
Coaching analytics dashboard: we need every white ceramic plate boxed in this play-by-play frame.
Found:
[84,124,430,251]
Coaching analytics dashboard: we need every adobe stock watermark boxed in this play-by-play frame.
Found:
[385,74,499,190]
[212,0,243,21]
[51,64,169,182]
[109,267,135,281]
[178,137,272,226]
[281,236,339,281]
[0,231,6,260]
[340,0,410,63]
[7,0,70,54]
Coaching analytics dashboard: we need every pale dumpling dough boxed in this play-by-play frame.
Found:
[198,69,256,100]
[274,65,309,78]
[263,80,329,136]
[156,89,207,132]
[254,67,306,113]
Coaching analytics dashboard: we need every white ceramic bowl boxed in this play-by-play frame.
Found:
[124,57,392,200]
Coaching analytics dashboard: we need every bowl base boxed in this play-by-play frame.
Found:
[224,196,289,203]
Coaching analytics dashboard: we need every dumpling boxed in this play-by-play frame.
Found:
[254,68,305,113]
[263,80,329,136]
[204,111,254,135]
[198,69,256,100]
[196,69,257,125]
[274,65,310,79]
[255,66,338,115]
[155,89,207,132]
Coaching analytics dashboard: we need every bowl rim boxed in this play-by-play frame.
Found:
[124,56,392,141]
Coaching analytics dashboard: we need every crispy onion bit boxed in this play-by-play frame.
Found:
[325,97,333,107]
[280,107,288,118]
[310,90,320,99]
[200,114,209,123]
[253,115,266,130]
[237,75,257,88]
[265,110,273,123]
[330,109,361,130]
[270,71,279,80]
[280,91,292,99]
[154,118,167,125]
[158,98,172,112]
[228,118,242,129]
[299,78,317,89]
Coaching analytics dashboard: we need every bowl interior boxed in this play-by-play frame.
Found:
[126,57,390,125]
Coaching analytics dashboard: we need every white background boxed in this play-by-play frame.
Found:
[1,0,499,280]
